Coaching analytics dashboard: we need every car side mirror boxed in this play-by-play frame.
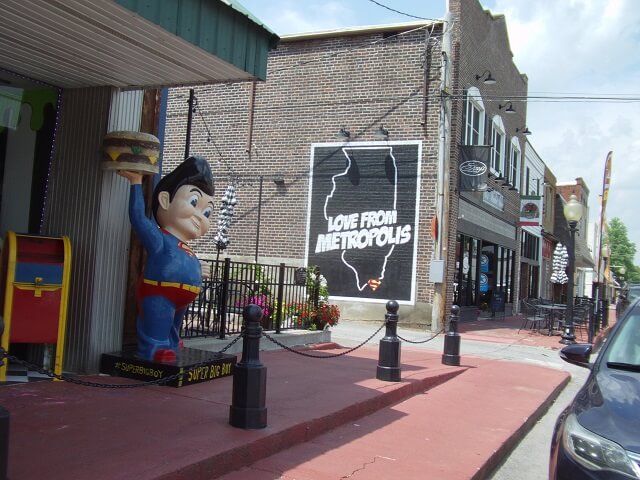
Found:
[559,343,593,369]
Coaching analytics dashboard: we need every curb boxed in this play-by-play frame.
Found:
[301,342,342,350]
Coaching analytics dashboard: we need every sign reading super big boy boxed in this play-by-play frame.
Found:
[307,142,421,303]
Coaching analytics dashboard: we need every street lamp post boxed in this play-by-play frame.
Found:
[610,264,627,288]
[560,194,583,345]
[616,265,626,283]
[593,242,610,335]
[599,243,610,301]
[614,266,628,315]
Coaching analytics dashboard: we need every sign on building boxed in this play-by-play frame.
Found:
[458,144,491,192]
[519,195,542,226]
[306,142,421,303]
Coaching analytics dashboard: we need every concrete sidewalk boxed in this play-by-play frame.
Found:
[0,338,569,480]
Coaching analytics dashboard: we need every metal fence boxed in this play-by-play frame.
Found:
[180,258,319,338]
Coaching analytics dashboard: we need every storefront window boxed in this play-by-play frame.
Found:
[456,234,515,308]
[0,77,59,240]
[479,243,496,308]
[456,234,478,306]
[495,245,515,303]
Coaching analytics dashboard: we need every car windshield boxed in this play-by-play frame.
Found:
[628,286,640,303]
[602,308,640,368]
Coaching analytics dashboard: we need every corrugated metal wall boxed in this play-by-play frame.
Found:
[43,87,143,373]
[88,89,143,371]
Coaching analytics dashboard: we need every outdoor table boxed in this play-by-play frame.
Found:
[535,304,566,335]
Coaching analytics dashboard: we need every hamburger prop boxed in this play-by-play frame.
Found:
[102,130,160,174]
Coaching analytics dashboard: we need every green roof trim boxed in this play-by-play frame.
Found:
[115,0,279,81]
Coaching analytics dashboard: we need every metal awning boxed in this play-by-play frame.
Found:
[0,0,279,89]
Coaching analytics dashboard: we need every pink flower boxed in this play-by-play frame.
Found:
[235,294,272,318]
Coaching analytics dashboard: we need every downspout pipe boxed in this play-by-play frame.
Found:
[432,13,453,332]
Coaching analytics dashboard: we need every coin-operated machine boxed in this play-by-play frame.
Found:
[0,232,72,381]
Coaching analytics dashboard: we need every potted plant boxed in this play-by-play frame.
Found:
[312,303,340,330]
[285,301,340,330]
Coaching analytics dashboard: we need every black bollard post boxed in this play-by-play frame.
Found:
[442,305,461,366]
[376,300,401,382]
[229,304,267,429]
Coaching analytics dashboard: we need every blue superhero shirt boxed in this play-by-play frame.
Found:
[128,184,202,306]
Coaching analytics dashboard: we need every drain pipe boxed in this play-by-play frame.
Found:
[432,14,453,332]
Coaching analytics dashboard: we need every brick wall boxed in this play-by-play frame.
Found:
[161,0,529,324]
[447,0,529,311]
[163,24,444,323]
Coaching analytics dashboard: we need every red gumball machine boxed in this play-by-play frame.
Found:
[0,232,72,382]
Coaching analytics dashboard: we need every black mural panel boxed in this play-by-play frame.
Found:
[307,142,420,302]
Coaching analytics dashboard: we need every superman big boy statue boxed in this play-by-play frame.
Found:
[119,156,215,362]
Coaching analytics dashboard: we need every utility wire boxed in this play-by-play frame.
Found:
[186,91,639,126]
[193,94,242,183]
[366,0,442,21]
[453,94,640,103]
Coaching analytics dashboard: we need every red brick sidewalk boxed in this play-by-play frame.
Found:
[0,343,569,480]
[458,307,617,349]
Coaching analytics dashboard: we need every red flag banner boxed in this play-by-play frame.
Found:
[597,151,612,280]
[601,151,612,211]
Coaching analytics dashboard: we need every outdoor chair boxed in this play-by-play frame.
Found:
[569,305,590,342]
[518,299,546,333]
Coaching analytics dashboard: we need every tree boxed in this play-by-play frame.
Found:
[607,217,639,283]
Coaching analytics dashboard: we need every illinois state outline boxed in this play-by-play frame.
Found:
[307,143,419,301]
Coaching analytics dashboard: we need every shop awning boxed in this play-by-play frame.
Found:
[0,0,279,89]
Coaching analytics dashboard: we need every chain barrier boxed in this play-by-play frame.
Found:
[0,333,243,389]
[3,322,445,384]
[261,321,387,358]
[397,328,445,344]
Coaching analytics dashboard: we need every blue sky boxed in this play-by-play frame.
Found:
[240,0,640,263]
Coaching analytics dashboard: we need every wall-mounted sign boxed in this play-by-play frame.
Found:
[480,253,489,272]
[459,145,491,192]
[479,273,489,293]
[519,195,542,226]
[482,188,504,211]
[306,142,421,303]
